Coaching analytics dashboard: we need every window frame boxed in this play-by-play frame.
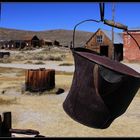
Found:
[96,35,103,43]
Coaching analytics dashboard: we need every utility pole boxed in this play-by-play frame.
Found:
[112,3,115,60]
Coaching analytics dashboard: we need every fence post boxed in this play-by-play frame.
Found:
[0,115,2,136]
[1,112,12,137]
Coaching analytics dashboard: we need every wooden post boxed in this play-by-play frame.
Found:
[0,111,45,137]
[1,112,12,137]
[0,115,2,136]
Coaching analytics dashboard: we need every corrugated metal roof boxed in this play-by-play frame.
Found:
[102,29,123,44]
[44,39,52,42]
[128,27,140,31]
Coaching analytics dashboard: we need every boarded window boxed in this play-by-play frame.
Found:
[96,35,103,43]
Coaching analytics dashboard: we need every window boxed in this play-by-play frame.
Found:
[96,35,103,43]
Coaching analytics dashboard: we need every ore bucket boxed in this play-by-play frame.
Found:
[63,19,140,129]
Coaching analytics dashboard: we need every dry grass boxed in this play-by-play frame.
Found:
[0,97,17,105]
[0,67,24,74]
[55,74,73,90]
[5,47,70,63]
[0,58,12,63]
[45,54,63,61]
[34,61,45,65]
[24,60,33,64]
[59,63,74,66]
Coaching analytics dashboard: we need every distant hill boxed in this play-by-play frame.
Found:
[0,28,94,47]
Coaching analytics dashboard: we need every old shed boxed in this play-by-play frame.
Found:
[0,35,43,49]
[85,28,123,61]
[43,39,53,46]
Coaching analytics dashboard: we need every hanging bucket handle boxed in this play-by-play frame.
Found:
[71,19,101,49]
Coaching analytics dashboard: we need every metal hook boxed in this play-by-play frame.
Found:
[99,2,105,22]
[72,19,101,49]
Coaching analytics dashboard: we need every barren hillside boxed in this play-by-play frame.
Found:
[0,28,94,47]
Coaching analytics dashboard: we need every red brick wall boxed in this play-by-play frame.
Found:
[123,32,140,62]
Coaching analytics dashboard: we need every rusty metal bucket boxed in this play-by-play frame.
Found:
[63,47,140,129]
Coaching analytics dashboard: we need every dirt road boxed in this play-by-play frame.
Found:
[0,62,74,72]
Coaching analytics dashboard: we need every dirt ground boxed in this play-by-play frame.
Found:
[0,48,140,137]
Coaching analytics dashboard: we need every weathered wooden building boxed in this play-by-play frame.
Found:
[25,35,43,48]
[123,28,140,62]
[43,39,62,46]
[43,39,53,46]
[85,28,123,61]
[53,40,60,46]
[0,35,43,49]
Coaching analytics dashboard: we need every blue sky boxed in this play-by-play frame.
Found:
[0,2,140,32]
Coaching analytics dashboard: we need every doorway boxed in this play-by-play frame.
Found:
[100,45,109,57]
[114,45,123,61]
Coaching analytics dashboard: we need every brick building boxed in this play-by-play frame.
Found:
[123,28,140,62]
